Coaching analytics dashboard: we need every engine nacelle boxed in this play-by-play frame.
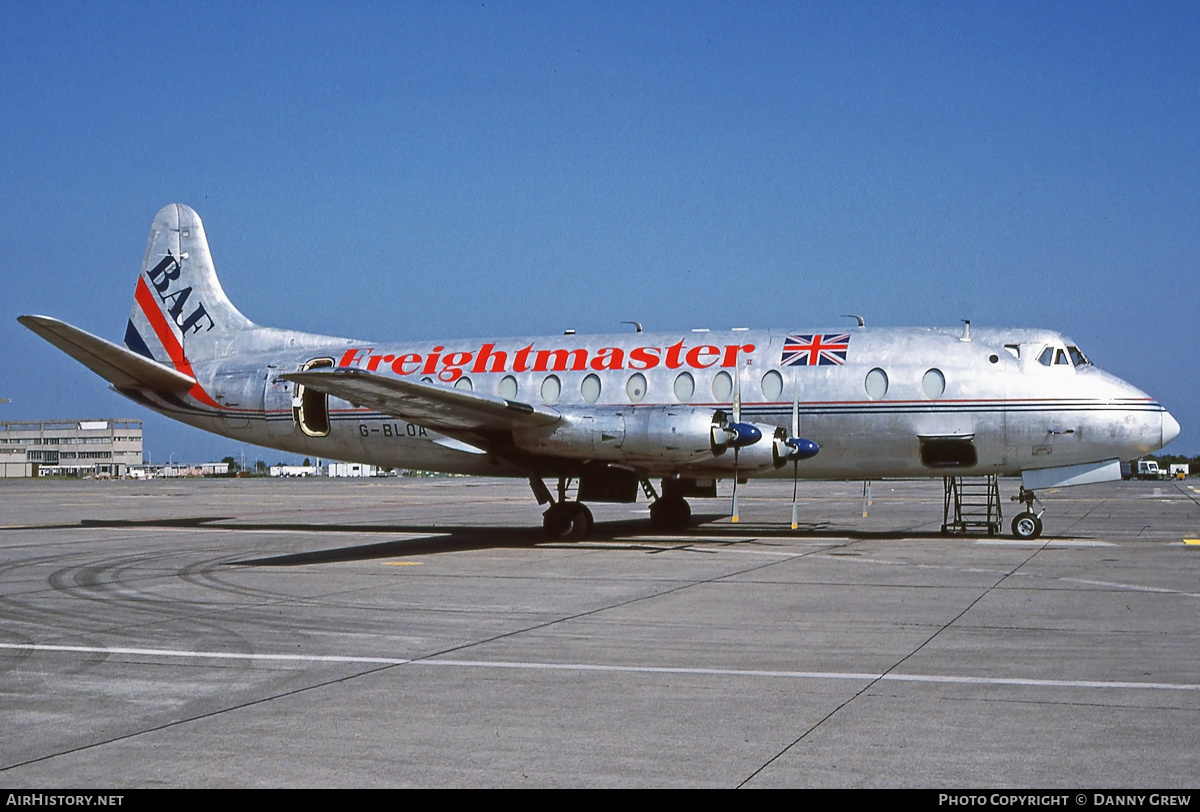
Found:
[621,407,725,463]
[514,407,717,465]
[512,407,819,469]
[512,411,628,459]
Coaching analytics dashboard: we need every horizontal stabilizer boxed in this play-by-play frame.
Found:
[18,315,197,392]
[283,368,561,433]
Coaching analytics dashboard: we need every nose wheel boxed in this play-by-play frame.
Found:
[1010,487,1045,539]
[1011,512,1043,539]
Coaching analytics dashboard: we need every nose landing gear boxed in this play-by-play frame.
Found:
[1010,487,1045,540]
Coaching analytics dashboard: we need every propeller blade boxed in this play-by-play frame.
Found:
[733,362,741,424]
[731,452,740,523]
[732,362,742,522]
[791,392,799,530]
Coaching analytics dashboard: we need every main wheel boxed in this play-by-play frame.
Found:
[1011,512,1043,540]
[649,496,691,532]
[542,502,593,540]
[571,502,594,539]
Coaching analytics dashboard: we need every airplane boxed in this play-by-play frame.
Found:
[19,204,1180,541]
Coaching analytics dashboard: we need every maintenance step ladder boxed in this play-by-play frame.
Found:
[942,475,1002,535]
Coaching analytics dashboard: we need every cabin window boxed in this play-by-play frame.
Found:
[295,358,334,437]
[712,370,733,402]
[673,372,694,403]
[761,370,783,401]
[498,375,518,399]
[922,368,945,399]
[454,376,473,392]
[865,368,888,399]
[540,375,561,405]
[626,373,647,403]
[581,374,602,404]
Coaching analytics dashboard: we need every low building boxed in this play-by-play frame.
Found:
[0,419,143,478]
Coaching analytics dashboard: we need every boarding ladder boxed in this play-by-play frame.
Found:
[941,475,1002,535]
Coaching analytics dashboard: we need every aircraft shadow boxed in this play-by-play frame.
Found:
[64,513,1031,567]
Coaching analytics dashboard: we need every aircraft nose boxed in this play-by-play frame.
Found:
[1162,410,1181,447]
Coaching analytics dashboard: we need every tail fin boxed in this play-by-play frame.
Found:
[125,204,256,366]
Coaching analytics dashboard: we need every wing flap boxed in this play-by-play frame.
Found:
[19,315,197,392]
[282,368,561,432]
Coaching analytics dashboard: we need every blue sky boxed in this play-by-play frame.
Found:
[2,1,1197,462]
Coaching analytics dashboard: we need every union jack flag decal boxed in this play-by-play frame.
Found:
[781,333,851,366]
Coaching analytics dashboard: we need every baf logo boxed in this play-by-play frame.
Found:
[146,253,215,334]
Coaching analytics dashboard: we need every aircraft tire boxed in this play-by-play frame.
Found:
[1011,512,1043,540]
[543,502,592,540]
[649,496,691,532]
[571,502,594,539]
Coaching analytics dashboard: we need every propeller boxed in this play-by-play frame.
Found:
[707,363,761,523]
[707,365,818,526]
[773,382,819,529]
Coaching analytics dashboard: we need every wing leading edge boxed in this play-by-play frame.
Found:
[282,368,561,434]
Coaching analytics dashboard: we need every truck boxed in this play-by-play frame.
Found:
[1123,459,1165,480]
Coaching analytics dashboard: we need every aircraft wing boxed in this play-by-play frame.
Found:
[18,315,197,392]
[283,368,561,433]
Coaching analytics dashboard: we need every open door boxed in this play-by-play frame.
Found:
[294,358,334,437]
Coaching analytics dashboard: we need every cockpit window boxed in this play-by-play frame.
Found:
[1067,346,1090,366]
[1004,344,1020,359]
[1036,343,1075,364]
[1037,346,1075,367]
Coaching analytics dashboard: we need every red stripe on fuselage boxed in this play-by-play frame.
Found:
[134,277,222,408]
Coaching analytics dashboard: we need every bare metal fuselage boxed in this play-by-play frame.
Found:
[178,324,1169,481]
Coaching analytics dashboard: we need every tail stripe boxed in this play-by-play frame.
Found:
[133,276,222,408]
[124,319,155,360]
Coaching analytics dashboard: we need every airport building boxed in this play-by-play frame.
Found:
[0,419,143,478]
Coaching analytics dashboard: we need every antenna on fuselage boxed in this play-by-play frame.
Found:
[960,320,971,342]
[841,314,865,328]
[621,321,644,333]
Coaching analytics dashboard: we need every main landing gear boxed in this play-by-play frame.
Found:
[649,496,691,532]
[642,478,691,532]
[530,476,694,540]
[531,476,594,540]
[543,500,593,540]
[1010,487,1045,540]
